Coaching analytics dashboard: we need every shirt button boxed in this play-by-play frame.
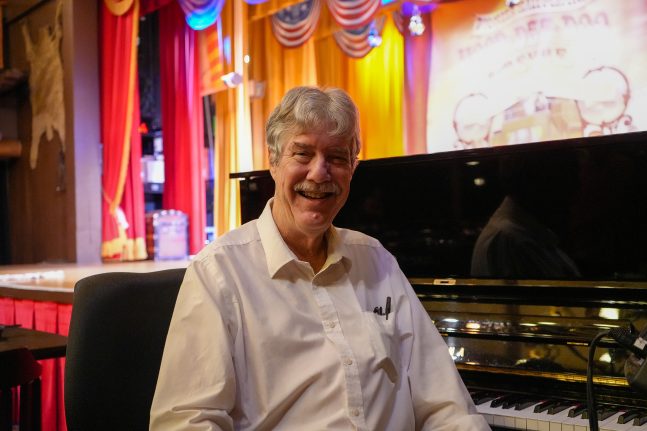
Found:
[350,408,360,417]
[326,321,336,329]
[343,358,353,366]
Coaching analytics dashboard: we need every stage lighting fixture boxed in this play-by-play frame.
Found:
[367,21,382,47]
[409,5,425,36]
[221,72,243,88]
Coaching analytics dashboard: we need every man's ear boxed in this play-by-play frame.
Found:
[351,158,360,175]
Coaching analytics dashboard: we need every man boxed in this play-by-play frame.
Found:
[150,86,489,430]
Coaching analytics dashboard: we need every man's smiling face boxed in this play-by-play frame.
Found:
[270,131,357,241]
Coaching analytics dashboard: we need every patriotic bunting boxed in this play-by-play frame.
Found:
[326,0,380,30]
[392,9,406,35]
[271,0,322,48]
[199,19,227,95]
[333,15,385,58]
[177,0,225,30]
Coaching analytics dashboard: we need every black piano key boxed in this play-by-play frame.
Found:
[490,394,517,408]
[515,398,540,411]
[547,401,575,415]
[534,399,560,413]
[597,408,616,422]
[634,413,647,426]
[501,395,529,410]
[582,407,616,421]
[471,392,498,406]
[568,404,587,418]
[618,409,642,424]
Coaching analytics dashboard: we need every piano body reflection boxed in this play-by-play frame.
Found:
[232,131,647,430]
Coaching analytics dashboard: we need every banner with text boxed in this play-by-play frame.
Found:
[427,0,647,153]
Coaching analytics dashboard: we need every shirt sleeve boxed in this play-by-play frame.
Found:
[394,266,491,431]
[150,258,239,430]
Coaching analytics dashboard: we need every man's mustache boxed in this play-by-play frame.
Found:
[294,181,340,195]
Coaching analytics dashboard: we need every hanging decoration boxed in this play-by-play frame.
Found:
[271,0,321,48]
[392,9,406,35]
[177,0,226,30]
[408,4,424,35]
[22,0,65,171]
[104,0,135,16]
[326,0,381,29]
[333,15,385,58]
[199,18,226,95]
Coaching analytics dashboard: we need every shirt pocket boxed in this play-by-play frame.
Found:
[362,311,400,384]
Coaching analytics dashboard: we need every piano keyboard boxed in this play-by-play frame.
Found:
[471,392,647,431]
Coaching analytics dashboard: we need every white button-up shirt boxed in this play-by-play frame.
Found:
[150,200,489,431]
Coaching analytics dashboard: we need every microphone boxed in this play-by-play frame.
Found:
[608,327,647,393]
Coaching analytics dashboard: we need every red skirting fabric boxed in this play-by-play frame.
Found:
[0,298,71,431]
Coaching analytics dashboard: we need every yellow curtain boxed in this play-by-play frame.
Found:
[213,88,240,235]
[247,14,320,173]
[212,0,244,235]
[346,16,404,159]
[248,7,403,164]
[212,4,404,235]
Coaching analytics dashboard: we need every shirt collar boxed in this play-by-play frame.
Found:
[257,198,350,278]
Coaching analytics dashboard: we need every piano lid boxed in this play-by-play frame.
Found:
[234,131,647,283]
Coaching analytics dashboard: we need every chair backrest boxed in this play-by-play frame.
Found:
[64,268,185,431]
[0,348,42,431]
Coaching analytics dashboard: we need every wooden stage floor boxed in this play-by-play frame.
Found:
[0,260,190,303]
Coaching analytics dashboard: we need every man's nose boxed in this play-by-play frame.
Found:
[307,155,331,183]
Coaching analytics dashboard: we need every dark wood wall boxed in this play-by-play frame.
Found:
[1,0,100,264]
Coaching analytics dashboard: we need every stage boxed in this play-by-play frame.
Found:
[0,259,190,303]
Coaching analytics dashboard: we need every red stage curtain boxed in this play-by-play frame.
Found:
[100,0,148,261]
[141,0,174,15]
[159,1,206,255]
[0,299,68,431]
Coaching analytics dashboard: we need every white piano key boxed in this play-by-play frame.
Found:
[599,411,630,431]
[476,398,541,430]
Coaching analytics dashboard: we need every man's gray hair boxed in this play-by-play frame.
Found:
[266,86,361,166]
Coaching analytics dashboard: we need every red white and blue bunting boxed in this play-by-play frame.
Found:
[178,0,226,30]
[326,0,381,30]
[392,9,406,35]
[333,15,385,58]
[271,0,322,48]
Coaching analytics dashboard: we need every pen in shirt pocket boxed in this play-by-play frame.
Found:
[373,296,392,320]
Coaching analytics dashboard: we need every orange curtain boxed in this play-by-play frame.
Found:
[100,0,148,261]
[159,1,206,255]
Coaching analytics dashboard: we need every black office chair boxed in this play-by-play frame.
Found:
[0,348,42,431]
[64,268,186,431]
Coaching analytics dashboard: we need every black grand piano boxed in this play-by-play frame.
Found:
[232,131,647,430]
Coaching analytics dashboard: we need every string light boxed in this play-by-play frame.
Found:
[409,5,425,36]
[367,20,382,47]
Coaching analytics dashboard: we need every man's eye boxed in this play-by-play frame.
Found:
[294,152,311,160]
[330,155,350,164]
